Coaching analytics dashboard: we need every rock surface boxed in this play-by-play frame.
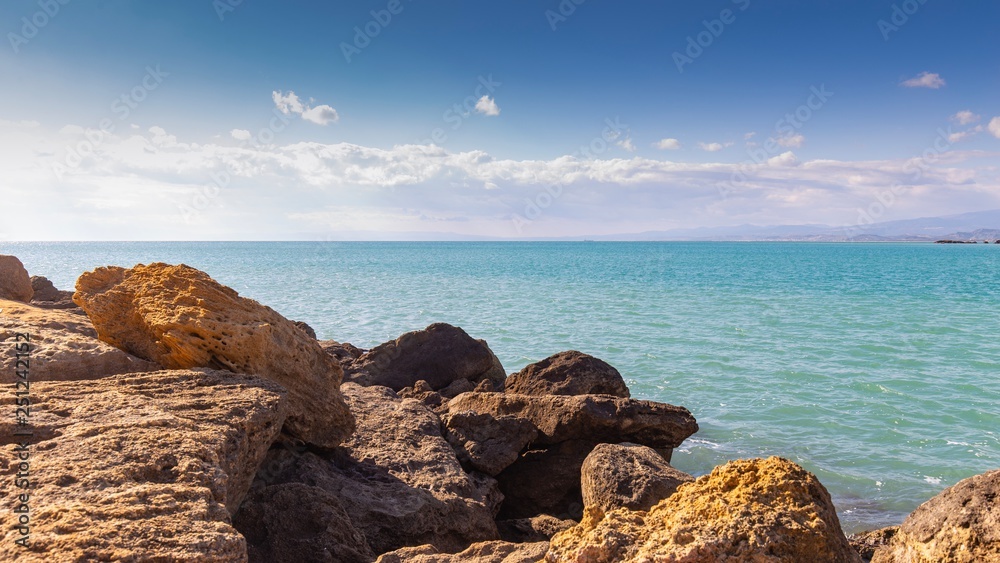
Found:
[30,275,75,306]
[234,482,374,563]
[545,456,861,563]
[375,541,550,563]
[496,440,593,520]
[345,323,506,391]
[243,383,500,555]
[871,469,1000,563]
[497,515,577,543]
[0,369,288,562]
[443,411,538,476]
[506,351,630,398]
[73,262,354,448]
[447,392,698,448]
[0,298,161,383]
[0,255,33,302]
[850,527,898,562]
[581,442,694,514]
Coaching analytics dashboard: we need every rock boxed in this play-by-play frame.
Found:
[581,442,694,514]
[73,262,354,448]
[545,457,861,563]
[506,351,630,398]
[234,482,374,563]
[30,275,74,304]
[320,339,366,366]
[0,369,288,562]
[375,541,550,563]
[399,379,446,411]
[850,527,898,562]
[871,469,1000,563]
[497,515,577,543]
[345,323,506,391]
[443,411,538,476]
[293,320,317,339]
[440,377,477,398]
[495,440,593,520]
[247,383,499,555]
[0,255,33,302]
[446,392,698,448]
[0,298,161,383]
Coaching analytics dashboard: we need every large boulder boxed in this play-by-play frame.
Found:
[242,383,499,556]
[545,457,861,563]
[443,411,538,476]
[73,262,354,448]
[446,392,697,448]
[581,442,694,514]
[506,351,629,398]
[0,255,33,302]
[871,469,1000,563]
[29,275,76,307]
[234,482,374,563]
[0,298,161,383]
[345,323,506,391]
[0,369,288,562]
[375,541,550,563]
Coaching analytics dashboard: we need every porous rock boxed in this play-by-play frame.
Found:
[0,255,33,302]
[72,262,354,448]
[375,541,550,563]
[581,442,694,514]
[443,411,538,476]
[506,351,630,398]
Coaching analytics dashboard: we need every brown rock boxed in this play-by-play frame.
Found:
[345,323,506,391]
[871,469,1000,563]
[581,442,693,514]
[293,320,318,339]
[0,369,288,562]
[506,351,630,398]
[443,411,538,476]
[375,541,550,563]
[320,339,366,366]
[545,457,861,563]
[0,298,161,383]
[73,262,354,448]
[497,515,577,543]
[399,379,446,411]
[850,527,898,562]
[495,440,592,520]
[446,392,698,448]
[30,275,74,304]
[0,255,33,302]
[234,482,374,563]
[247,383,499,555]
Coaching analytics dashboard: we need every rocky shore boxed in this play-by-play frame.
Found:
[1,254,997,562]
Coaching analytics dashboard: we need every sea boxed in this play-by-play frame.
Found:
[5,241,999,534]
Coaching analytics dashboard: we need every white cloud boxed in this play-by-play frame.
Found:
[698,141,732,152]
[475,95,500,117]
[767,151,799,167]
[617,136,636,152]
[776,134,805,148]
[990,117,1000,139]
[951,111,981,125]
[900,72,946,89]
[947,126,983,143]
[272,90,339,125]
[655,138,682,150]
[744,132,757,140]
[230,129,252,141]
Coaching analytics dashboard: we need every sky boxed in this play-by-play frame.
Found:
[1,0,999,240]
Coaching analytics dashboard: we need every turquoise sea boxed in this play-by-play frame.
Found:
[5,241,999,533]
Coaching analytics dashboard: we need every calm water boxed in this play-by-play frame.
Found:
[5,241,999,533]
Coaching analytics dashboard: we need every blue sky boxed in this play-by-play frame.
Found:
[1,0,999,239]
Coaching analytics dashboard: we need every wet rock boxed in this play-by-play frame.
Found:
[73,262,354,448]
[506,351,629,398]
[0,369,288,562]
[345,323,506,391]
